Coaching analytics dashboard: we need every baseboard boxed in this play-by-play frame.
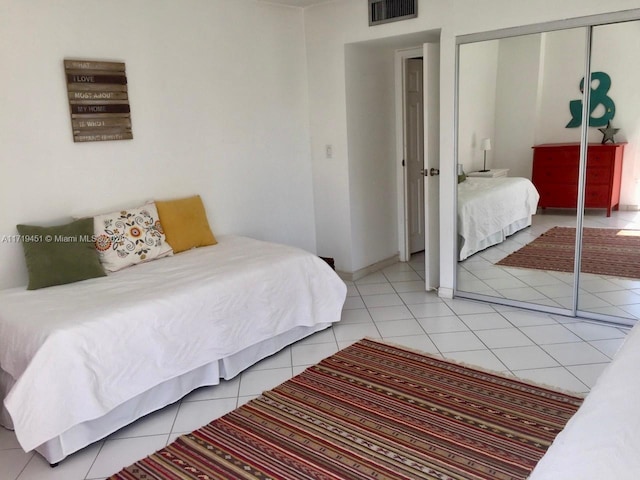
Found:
[438,287,454,299]
[619,204,640,211]
[337,254,400,282]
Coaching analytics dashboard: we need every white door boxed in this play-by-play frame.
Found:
[423,43,440,290]
[405,58,425,254]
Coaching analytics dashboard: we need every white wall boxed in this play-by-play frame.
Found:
[304,3,355,272]
[457,41,499,174]
[345,44,398,271]
[493,34,543,179]
[304,0,452,276]
[592,22,640,206]
[458,34,543,178]
[534,28,587,145]
[0,0,315,289]
[303,0,640,294]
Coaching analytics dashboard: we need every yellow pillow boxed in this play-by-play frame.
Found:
[155,195,217,253]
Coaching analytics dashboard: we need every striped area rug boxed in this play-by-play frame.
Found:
[496,226,640,279]
[111,338,583,480]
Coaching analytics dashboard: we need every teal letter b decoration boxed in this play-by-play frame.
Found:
[566,71,615,128]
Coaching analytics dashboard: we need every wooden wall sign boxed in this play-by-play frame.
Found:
[64,59,133,142]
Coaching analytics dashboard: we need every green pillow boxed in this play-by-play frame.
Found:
[17,218,106,290]
[458,173,467,183]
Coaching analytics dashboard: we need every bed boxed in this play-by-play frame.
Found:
[457,176,540,260]
[529,320,640,479]
[0,235,347,464]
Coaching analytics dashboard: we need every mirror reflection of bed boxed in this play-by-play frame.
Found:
[456,21,640,324]
[457,176,539,263]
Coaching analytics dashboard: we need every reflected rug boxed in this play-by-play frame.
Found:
[496,226,640,279]
[110,338,583,480]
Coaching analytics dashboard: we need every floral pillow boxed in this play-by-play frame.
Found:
[93,202,173,272]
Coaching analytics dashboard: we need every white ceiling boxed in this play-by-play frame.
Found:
[260,0,333,7]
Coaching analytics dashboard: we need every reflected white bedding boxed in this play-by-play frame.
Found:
[457,177,540,260]
[0,235,346,462]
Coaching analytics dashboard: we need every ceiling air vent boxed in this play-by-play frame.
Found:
[369,0,417,26]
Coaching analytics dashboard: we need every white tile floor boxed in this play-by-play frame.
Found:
[0,254,629,480]
[458,209,640,319]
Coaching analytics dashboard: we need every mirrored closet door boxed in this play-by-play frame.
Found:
[577,20,640,322]
[456,28,586,311]
[455,16,640,327]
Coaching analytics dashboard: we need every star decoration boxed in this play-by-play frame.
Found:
[598,120,620,144]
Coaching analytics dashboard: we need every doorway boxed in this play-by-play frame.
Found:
[396,44,440,290]
[343,33,440,283]
[405,57,425,255]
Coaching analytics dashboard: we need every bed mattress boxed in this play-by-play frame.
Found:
[0,235,346,462]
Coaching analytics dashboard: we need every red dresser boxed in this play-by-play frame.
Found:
[531,143,624,217]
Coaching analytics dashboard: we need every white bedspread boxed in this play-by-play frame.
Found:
[530,322,640,479]
[458,177,539,260]
[0,235,346,452]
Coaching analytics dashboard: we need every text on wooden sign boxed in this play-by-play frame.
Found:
[64,59,133,143]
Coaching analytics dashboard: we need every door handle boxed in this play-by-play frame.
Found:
[429,168,440,176]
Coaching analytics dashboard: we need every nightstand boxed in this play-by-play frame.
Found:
[467,168,509,178]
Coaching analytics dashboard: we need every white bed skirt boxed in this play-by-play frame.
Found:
[458,215,532,261]
[1,323,330,464]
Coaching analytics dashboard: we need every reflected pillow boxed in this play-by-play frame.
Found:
[155,195,217,253]
[17,218,106,290]
[93,202,173,272]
